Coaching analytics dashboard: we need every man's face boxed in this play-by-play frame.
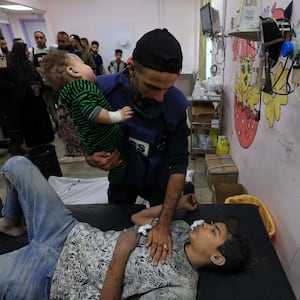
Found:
[189,221,228,257]
[129,62,178,106]
[70,38,81,50]
[57,34,69,49]
[34,32,46,49]
[0,39,7,50]
[91,44,98,55]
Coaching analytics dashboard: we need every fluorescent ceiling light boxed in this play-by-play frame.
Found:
[0,5,33,11]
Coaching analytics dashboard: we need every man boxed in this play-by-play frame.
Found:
[90,40,106,75]
[80,37,90,51]
[56,31,81,56]
[0,156,250,299]
[29,31,59,131]
[29,31,49,68]
[0,36,9,57]
[70,34,96,73]
[86,28,189,265]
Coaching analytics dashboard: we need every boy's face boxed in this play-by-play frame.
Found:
[115,52,122,61]
[67,53,96,82]
[189,221,228,257]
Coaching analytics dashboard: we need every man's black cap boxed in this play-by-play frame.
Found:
[132,28,182,73]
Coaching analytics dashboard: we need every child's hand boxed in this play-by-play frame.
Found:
[119,106,134,121]
[177,193,198,211]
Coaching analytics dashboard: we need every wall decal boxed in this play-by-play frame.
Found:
[263,62,289,128]
[234,56,260,148]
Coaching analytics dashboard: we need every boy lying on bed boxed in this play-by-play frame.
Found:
[0,156,250,300]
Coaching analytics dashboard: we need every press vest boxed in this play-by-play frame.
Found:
[96,72,189,188]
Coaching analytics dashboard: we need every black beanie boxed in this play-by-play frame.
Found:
[132,28,182,73]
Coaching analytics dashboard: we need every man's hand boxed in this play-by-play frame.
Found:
[85,149,121,170]
[146,223,172,266]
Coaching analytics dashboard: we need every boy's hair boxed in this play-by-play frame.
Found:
[212,218,251,274]
[40,50,71,91]
[115,49,123,55]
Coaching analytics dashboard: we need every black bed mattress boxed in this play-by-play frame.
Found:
[0,203,296,300]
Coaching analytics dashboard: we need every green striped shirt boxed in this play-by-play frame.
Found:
[59,79,126,183]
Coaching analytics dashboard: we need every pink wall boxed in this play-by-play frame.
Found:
[9,0,199,74]
[223,0,300,296]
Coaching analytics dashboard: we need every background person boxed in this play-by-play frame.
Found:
[8,42,54,149]
[108,48,126,73]
[80,37,90,51]
[0,36,9,57]
[55,31,86,163]
[70,34,96,73]
[29,30,59,133]
[90,40,106,75]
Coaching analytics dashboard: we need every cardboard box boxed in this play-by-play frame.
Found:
[205,154,238,186]
[212,183,247,204]
[191,102,215,123]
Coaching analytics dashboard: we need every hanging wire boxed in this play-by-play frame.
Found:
[270,58,295,96]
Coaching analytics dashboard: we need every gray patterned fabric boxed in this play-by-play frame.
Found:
[50,220,199,299]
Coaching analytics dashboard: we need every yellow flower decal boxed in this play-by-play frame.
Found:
[263,62,288,128]
[234,56,260,110]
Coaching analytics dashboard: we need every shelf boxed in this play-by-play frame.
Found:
[188,94,221,102]
[189,94,223,156]
[190,147,217,158]
[191,121,220,128]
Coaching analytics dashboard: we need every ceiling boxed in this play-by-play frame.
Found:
[0,0,43,13]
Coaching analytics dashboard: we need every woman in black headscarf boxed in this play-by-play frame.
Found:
[7,42,54,150]
[0,42,26,155]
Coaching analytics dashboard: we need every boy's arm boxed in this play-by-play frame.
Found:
[131,193,198,226]
[100,227,139,300]
[131,205,163,225]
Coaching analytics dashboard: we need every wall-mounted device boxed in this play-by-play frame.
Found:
[200,2,221,38]
[281,20,300,98]
[228,0,291,42]
[228,0,262,41]
[281,20,300,64]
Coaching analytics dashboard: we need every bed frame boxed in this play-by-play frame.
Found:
[0,203,296,299]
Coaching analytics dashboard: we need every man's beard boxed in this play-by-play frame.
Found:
[130,76,164,119]
[131,76,156,108]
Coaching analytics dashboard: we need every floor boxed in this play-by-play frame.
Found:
[0,134,213,204]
